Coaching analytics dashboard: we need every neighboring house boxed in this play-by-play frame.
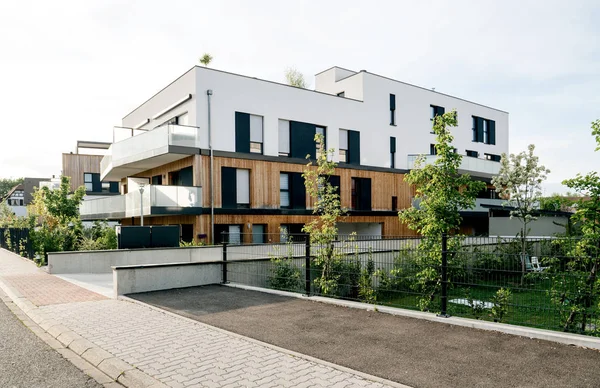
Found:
[486,205,573,237]
[79,65,509,243]
[2,184,26,217]
[62,141,120,196]
[2,178,50,217]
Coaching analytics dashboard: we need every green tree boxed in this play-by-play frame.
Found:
[0,177,23,199]
[302,133,347,294]
[492,144,550,284]
[399,110,485,310]
[285,67,307,88]
[199,53,213,67]
[29,176,85,261]
[400,110,485,235]
[556,172,600,332]
[591,119,600,150]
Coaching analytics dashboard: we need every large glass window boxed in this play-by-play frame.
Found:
[84,173,93,192]
[280,173,290,208]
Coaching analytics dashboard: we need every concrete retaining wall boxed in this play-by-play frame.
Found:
[49,238,419,275]
[113,262,222,297]
[48,246,222,274]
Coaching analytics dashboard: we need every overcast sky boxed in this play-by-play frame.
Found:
[1,0,599,194]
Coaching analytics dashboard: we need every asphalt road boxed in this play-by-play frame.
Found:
[132,285,600,388]
[0,299,101,388]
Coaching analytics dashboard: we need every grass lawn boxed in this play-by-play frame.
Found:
[376,276,600,335]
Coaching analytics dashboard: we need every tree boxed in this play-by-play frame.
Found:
[302,133,346,294]
[591,119,600,150]
[492,144,550,284]
[400,110,485,236]
[199,53,213,67]
[28,176,86,261]
[556,172,600,332]
[285,67,307,88]
[399,110,485,310]
[0,177,23,199]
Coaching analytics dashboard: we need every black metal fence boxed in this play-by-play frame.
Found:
[0,227,34,259]
[221,233,600,337]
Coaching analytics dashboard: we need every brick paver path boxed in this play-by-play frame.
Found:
[2,273,106,306]
[0,250,402,388]
[40,300,394,388]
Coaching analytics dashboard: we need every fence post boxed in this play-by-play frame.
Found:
[438,232,449,318]
[222,232,228,284]
[305,233,311,297]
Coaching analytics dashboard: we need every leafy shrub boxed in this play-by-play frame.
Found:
[268,257,302,292]
[491,288,512,322]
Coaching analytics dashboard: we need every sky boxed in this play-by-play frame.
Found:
[0,0,599,194]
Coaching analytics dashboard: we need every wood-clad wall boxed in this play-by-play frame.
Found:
[201,156,414,211]
[130,156,195,184]
[62,153,105,192]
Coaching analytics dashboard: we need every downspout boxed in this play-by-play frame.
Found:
[207,89,214,244]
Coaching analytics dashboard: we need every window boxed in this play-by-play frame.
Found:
[101,182,110,193]
[252,224,266,244]
[151,175,162,185]
[430,105,445,122]
[483,119,488,144]
[235,112,263,154]
[278,119,326,159]
[339,129,348,162]
[84,173,93,192]
[236,169,250,208]
[315,126,326,157]
[392,196,398,211]
[278,119,290,156]
[466,150,479,158]
[472,116,496,145]
[215,225,243,244]
[430,144,437,155]
[390,137,396,168]
[279,224,304,242]
[221,167,250,208]
[279,172,306,209]
[250,114,263,154]
[339,129,360,165]
[390,94,396,125]
[351,177,372,211]
[485,153,501,162]
[337,91,345,97]
[280,173,290,208]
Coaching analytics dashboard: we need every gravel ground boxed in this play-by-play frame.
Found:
[0,299,101,388]
[132,285,600,388]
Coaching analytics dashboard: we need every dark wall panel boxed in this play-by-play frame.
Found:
[221,167,237,208]
[235,112,250,153]
[290,172,306,209]
[348,130,361,165]
[290,121,316,159]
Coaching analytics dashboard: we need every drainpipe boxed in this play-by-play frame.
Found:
[207,89,214,244]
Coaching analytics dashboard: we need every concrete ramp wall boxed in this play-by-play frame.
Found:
[48,246,222,274]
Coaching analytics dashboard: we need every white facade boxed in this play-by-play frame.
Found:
[5,189,26,217]
[111,65,507,179]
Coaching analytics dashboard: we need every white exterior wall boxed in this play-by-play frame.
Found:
[121,66,508,176]
[122,69,197,131]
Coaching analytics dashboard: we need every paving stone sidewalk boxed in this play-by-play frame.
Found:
[0,249,406,388]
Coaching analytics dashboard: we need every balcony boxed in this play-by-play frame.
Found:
[80,185,202,220]
[407,155,501,178]
[101,125,208,181]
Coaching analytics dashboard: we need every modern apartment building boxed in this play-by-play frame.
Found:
[80,66,509,243]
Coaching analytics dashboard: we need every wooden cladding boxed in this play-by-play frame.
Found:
[62,153,105,192]
[202,156,413,212]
